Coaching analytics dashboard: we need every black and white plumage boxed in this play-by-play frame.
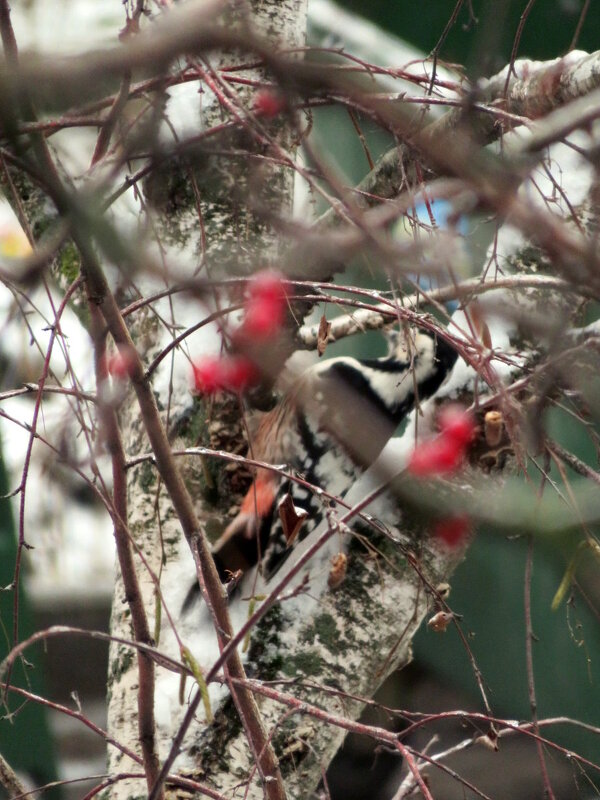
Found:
[199,328,458,593]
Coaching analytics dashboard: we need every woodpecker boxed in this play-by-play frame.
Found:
[202,328,458,590]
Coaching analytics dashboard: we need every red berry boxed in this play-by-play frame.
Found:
[107,347,137,379]
[237,270,287,341]
[432,515,471,547]
[241,296,285,339]
[438,405,475,447]
[220,356,258,393]
[407,436,465,477]
[192,355,258,395]
[254,90,285,118]
[248,270,286,301]
[192,356,225,395]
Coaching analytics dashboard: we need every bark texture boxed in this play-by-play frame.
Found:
[105,2,309,798]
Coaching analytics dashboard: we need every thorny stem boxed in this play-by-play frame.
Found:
[150,467,423,791]
[297,273,576,349]
[244,679,438,799]
[83,257,287,800]
[0,0,167,792]
[5,277,80,696]
[1,626,223,799]
[2,681,230,800]
[2,20,286,800]
[0,7,283,798]
[234,679,600,799]
[1,7,600,799]
[88,304,162,799]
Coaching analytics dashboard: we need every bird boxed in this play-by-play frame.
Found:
[198,327,459,595]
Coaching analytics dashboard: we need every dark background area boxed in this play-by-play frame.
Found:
[340,0,599,73]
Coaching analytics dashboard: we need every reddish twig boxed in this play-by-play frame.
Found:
[5,277,81,695]
[88,304,162,798]
[81,258,286,800]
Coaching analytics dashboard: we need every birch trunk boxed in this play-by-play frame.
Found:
[105,2,309,798]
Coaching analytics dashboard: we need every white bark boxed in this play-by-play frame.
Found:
[105,2,309,798]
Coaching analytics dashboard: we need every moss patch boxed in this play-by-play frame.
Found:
[58,240,80,284]
[138,460,157,493]
[109,649,134,683]
[300,612,341,654]
[281,648,325,679]
[246,604,284,681]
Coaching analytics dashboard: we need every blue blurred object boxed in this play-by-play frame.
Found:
[396,197,477,312]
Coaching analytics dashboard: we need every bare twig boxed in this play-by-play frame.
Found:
[525,534,557,799]
[298,274,573,348]
[88,304,162,798]
[0,751,28,799]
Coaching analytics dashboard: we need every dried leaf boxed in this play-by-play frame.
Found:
[278,493,308,546]
[551,540,587,611]
[480,320,493,350]
[328,552,347,589]
[468,300,493,349]
[317,313,331,357]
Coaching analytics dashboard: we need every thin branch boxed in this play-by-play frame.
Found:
[503,0,538,96]
[0,751,28,799]
[72,232,286,800]
[525,533,556,799]
[546,440,600,487]
[428,0,466,95]
[5,277,81,694]
[89,304,162,798]
[0,681,230,800]
[568,0,590,52]
[298,274,573,349]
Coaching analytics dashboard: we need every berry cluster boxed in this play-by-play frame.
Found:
[408,405,475,548]
[192,270,286,396]
[253,89,286,118]
[407,405,474,477]
[105,346,137,380]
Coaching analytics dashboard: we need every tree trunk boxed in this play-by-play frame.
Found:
[106,2,309,798]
